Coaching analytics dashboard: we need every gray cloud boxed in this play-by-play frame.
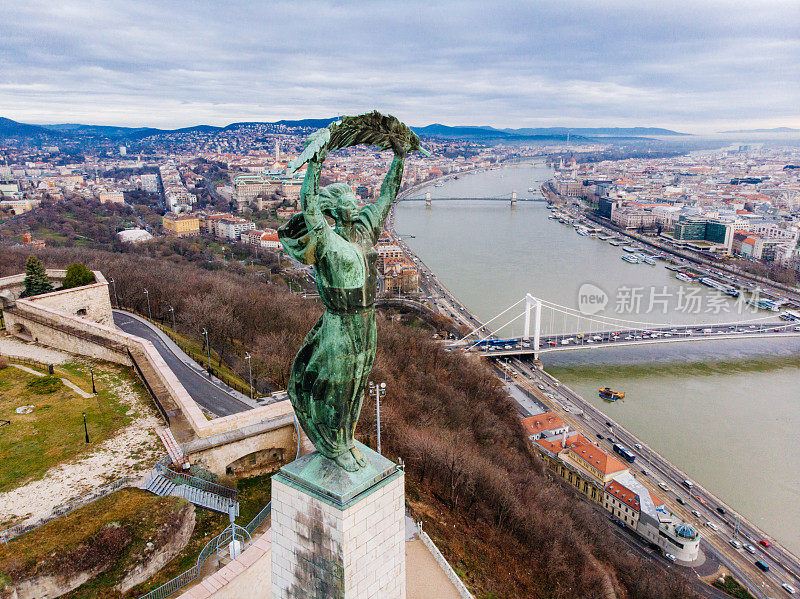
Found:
[1,0,799,132]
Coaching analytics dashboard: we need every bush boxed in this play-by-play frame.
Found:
[61,263,96,289]
[25,375,63,394]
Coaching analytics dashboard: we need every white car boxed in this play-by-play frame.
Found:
[782,583,796,594]
[634,443,642,449]
[658,482,669,491]
[730,539,742,549]
[743,544,756,554]
[537,384,545,391]
[705,521,719,531]
[691,510,701,518]
[664,553,677,562]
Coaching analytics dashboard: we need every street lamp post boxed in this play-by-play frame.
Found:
[144,288,152,320]
[168,306,176,341]
[82,412,89,443]
[245,352,253,399]
[369,382,386,454]
[108,277,119,308]
[202,328,211,377]
[90,365,96,394]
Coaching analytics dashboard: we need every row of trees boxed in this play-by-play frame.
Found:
[0,247,701,598]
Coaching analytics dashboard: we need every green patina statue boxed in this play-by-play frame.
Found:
[278,112,427,471]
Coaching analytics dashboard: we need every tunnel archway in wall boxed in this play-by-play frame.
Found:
[225,447,286,477]
[12,323,33,342]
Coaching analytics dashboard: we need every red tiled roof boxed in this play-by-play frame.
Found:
[569,443,628,476]
[521,412,566,436]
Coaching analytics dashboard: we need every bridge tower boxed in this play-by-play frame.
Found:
[523,294,542,358]
[425,191,432,208]
[510,191,517,207]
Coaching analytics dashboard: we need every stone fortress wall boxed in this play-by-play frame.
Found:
[0,270,295,441]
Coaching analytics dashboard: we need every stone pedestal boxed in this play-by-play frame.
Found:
[270,441,405,599]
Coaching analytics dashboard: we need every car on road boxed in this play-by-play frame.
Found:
[658,482,669,491]
[640,469,648,476]
[743,544,756,554]
[607,436,615,442]
[730,539,742,549]
[705,521,718,531]
[716,506,726,515]
[760,539,772,548]
[596,433,604,440]
[696,495,707,505]
[634,443,642,449]
[537,384,545,391]
[782,582,796,594]
[691,510,701,518]
[755,560,770,572]
[676,497,686,505]
[605,421,612,427]
[664,553,677,562]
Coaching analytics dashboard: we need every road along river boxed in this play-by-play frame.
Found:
[394,163,800,556]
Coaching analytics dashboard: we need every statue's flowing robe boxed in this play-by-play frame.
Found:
[278,205,382,459]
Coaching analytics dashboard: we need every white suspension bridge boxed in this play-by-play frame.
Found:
[450,294,800,358]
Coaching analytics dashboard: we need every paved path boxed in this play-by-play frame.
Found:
[112,310,256,417]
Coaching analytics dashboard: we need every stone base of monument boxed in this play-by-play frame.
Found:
[270,441,406,599]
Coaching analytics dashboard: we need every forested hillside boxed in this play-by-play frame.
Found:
[0,247,700,599]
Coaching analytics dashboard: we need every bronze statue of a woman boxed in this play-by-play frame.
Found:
[278,112,426,471]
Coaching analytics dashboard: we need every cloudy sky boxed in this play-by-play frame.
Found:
[2,1,799,132]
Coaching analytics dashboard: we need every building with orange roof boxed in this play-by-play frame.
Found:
[564,442,629,484]
[521,412,568,440]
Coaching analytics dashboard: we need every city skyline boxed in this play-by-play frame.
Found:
[3,1,799,133]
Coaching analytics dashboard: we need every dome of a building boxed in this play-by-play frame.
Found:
[676,523,698,539]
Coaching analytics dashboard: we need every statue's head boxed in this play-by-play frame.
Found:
[319,183,359,226]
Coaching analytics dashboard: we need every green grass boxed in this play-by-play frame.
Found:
[0,488,187,595]
[0,362,139,494]
[712,575,756,599]
[25,375,63,394]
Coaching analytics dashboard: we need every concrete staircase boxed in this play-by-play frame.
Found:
[143,467,239,516]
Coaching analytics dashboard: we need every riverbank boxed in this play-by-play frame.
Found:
[392,163,800,597]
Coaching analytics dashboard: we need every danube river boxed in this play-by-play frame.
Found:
[395,163,800,554]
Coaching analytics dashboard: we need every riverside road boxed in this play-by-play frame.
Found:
[510,358,799,599]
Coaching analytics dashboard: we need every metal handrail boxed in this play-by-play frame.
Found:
[244,501,271,535]
[156,464,238,500]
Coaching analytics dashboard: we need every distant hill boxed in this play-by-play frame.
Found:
[500,126,689,137]
[410,123,587,142]
[719,126,800,133]
[1,115,684,144]
[0,117,54,138]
